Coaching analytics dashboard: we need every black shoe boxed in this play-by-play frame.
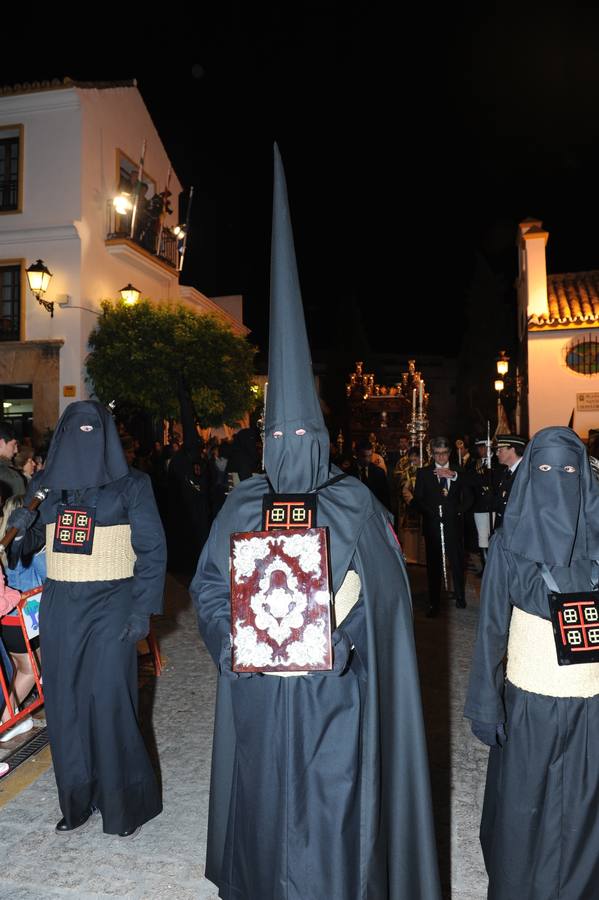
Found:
[455,597,467,609]
[119,825,142,839]
[425,604,439,618]
[55,808,96,835]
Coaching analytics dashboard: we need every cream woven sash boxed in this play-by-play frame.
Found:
[45,524,136,582]
[507,605,599,698]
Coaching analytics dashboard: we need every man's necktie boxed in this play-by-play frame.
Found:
[439,476,448,491]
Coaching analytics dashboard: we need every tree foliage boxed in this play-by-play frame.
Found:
[86,300,256,426]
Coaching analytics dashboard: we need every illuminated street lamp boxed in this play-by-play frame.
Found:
[119,283,141,306]
[26,259,54,316]
[494,378,505,394]
[496,350,510,377]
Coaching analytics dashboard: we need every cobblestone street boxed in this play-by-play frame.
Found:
[0,564,490,899]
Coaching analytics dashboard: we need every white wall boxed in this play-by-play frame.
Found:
[78,85,182,312]
[0,89,86,408]
[0,83,246,424]
[0,88,81,229]
[529,329,599,438]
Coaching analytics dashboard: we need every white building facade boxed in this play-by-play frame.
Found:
[517,218,599,440]
[0,78,245,442]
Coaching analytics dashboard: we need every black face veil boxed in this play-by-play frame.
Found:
[502,426,599,566]
[42,400,129,490]
[262,145,331,494]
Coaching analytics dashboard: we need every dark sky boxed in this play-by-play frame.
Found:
[5,6,599,358]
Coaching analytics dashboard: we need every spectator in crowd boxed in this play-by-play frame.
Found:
[14,447,36,482]
[0,494,45,742]
[0,421,25,498]
[349,439,392,510]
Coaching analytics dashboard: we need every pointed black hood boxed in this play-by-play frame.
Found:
[42,400,129,490]
[502,426,599,566]
[263,145,330,493]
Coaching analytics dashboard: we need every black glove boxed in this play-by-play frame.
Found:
[7,507,37,534]
[119,614,150,644]
[318,629,352,677]
[470,719,506,747]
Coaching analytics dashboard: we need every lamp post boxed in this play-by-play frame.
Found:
[495,350,521,432]
[494,377,504,431]
[496,350,509,377]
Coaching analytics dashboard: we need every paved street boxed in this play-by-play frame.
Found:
[0,564,490,899]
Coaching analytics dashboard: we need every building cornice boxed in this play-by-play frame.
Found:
[0,225,80,245]
[178,285,250,336]
[0,87,80,117]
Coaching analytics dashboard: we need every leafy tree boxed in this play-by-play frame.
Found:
[86,300,256,426]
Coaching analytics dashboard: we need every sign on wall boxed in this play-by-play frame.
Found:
[63,385,76,397]
[576,392,599,411]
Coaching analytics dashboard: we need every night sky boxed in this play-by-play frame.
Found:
[4,6,599,361]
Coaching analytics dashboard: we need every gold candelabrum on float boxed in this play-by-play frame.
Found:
[346,359,425,403]
[345,359,429,463]
[405,365,429,467]
[346,360,375,399]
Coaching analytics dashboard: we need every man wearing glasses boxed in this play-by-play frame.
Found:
[414,436,473,616]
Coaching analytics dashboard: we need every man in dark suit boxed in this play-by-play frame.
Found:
[413,435,473,616]
[493,433,527,529]
[350,439,391,510]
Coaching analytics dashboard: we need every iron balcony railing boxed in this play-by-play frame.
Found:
[106,202,179,269]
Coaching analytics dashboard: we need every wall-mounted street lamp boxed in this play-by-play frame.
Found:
[494,378,505,394]
[119,283,141,306]
[496,350,510,377]
[26,259,55,317]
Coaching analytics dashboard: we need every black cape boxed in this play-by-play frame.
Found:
[191,473,441,900]
[29,435,166,833]
[191,146,440,899]
[465,427,599,899]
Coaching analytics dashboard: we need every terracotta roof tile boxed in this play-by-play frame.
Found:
[0,78,136,97]
[529,271,599,330]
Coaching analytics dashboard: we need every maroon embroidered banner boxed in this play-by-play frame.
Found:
[230,527,332,673]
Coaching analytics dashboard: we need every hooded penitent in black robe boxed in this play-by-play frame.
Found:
[190,147,441,900]
[26,401,166,834]
[465,427,599,900]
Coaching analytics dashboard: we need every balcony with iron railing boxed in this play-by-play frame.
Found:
[105,201,179,271]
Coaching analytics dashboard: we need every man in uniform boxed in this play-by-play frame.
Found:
[493,434,527,528]
[466,437,498,575]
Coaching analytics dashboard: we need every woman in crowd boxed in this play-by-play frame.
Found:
[0,494,45,742]
[14,447,36,482]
